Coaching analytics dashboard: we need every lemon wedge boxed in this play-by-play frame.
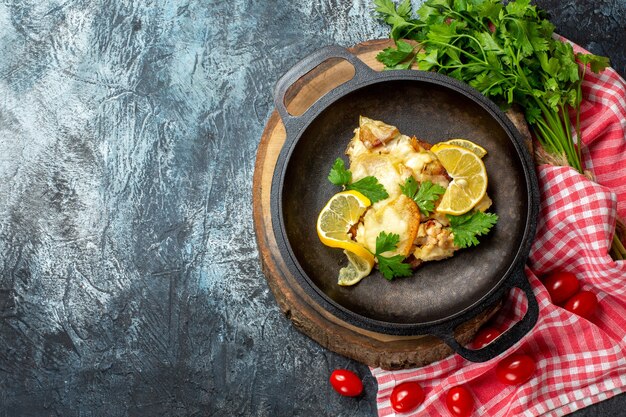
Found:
[431,144,488,215]
[432,138,487,158]
[316,190,375,264]
[338,250,374,286]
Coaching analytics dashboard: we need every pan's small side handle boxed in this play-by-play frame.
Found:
[435,267,539,363]
[273,46,375,134]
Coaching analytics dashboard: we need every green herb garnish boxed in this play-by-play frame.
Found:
[400,177,446,216]
[375,231,413,280]
[328,157,389,203]
[376,39,415,70]
[447,211,499,248]
[328,158,353,185]
[373,0,610,174]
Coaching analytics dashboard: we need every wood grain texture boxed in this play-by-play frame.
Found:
[0,0,624,416]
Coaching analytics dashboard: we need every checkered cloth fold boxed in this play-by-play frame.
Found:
[373,41,626,417]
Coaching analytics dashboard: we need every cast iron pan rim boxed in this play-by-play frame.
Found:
[272,69,538,335]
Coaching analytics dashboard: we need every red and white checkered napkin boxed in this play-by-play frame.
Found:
[372,42,626,417]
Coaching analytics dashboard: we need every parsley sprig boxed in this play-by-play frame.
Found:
[448,211,499,248]
[374,0,610,174]
[400,177,446,216]
[328,158,389,203]
[378,39,415,70]
[375,231,413,280]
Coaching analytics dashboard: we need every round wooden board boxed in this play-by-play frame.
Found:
[252,39,502,370]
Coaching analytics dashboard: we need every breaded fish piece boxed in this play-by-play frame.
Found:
[350,153,413,202]
[357,116,400,149]
[356,194,420,258]
[413,219,457,262]
[347,118,450,190]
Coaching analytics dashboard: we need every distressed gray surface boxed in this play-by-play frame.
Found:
[0,1,624,416]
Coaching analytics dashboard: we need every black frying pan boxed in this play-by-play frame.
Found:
[270,46,540,362]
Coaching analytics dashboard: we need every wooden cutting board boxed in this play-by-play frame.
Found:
[252,39,502,370]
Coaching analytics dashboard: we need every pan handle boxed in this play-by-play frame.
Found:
[434,266,539,362]
[273,45,375,135]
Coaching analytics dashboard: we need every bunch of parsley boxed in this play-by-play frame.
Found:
[374,0,626,259]
[374,0,609,174]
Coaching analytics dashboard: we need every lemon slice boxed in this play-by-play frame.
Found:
[432,139,487,158]
[316,190,375,264]
[432,144,488,215]
[338,250,374,286]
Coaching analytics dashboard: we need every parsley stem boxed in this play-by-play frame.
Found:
[575,65,588,168]
[423,40,487,66]
[436,5,485,31]
[453,34,489,63]
[613,235,626,260]
[560,103,583,172]
[531,96,583,172]
[534,116,561,155]
[481,78,510,96]
[401,25,422,40]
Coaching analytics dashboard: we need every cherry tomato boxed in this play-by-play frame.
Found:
[390,381,425,413]
[446,385,474,417]
[471,326,502,349]
[564,290,598,320]
[543,271,579,304]
[329,369,363,397]
[496,353,536,385]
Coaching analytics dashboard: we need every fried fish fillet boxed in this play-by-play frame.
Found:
[356,194,420,258]
[347,117,460,266]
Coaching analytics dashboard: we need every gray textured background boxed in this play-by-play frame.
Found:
[0,1,624,416]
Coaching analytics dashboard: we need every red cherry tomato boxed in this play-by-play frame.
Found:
[329,369,363,397]
[446,385,474,417]
[543,271,580,304]
[564,290,598,320]
[472,326,502,349]
[390,381,425,413]
[496,353,536,385]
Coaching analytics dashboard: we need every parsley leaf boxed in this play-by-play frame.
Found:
[327,158,389,203]
[399,175,418,199]
[347,177,389,203]
[376,39,415,69]
[374,231,413,280]
[395,0,412,19]
[374,0,423,40]
[400,177,446,216]
[378,255,412,280]
[374,0,411,24]
[328,158,352,186]
[414,181,446,215]
[375,231,401,254]
[447,211,499,249]
[577,53,611,73]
